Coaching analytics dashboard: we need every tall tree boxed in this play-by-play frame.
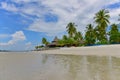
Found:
[42,37,49,46]
[74,31,83,41]
[66,22,77,38]
[85,24,96,45]
[63,35,68,40]
[94,9,110,43]
[74,31,83,46]
[109,24,120,44]
[62,35,75,46]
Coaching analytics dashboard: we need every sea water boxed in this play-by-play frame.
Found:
[0,52,120,80]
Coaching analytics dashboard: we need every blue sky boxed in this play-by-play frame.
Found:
[0,0,120,51]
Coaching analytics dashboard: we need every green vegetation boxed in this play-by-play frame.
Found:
[94,9,110,44]
[42,37,49,46]
[85,24,96,46]
[35,9,120,49]
[66,22,77,38]
[109,24,120,44]
[35,45,44,50]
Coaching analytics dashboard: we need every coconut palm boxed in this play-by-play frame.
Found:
[66,22,77,38]
[74,32,83,41]
[85,24,96,45]
[94,9,110,28]
[42,37,49,46]
[63,35,68,40]
[94,9,110,43]
[74,31,83,46]
[109,24,120,44]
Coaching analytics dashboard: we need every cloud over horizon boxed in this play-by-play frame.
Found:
[0,31,26,46]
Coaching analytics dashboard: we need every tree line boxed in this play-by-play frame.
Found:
[35,9,120,49]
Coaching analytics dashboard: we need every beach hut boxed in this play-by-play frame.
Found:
[48,36,59,47]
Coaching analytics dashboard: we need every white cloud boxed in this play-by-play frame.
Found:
[28,19,66,36]
[12,31,26,40]
[0,0,120,36]
[0,2,18,12]
[108,0,120,4]
[27,0,120,35]
[0,31,26,46]
[109,8,120,24]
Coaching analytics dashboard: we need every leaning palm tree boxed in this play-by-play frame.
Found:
[66,22,77,38]
[94,9,110,43]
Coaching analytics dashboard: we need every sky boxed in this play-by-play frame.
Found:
[0,0,120,51]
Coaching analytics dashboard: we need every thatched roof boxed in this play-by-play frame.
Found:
[48,36,59,47]
[53,36,59,42]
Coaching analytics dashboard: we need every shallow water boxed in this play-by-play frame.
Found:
[0,52,120,80]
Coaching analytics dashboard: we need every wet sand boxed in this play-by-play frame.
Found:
[0,45,120,80]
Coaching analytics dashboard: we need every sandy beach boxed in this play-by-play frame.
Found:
[0,44,120,57]
[39,44,120,57]
[0,46,120,80]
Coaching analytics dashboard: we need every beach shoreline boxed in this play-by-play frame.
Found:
[0,44,120,57]
[38,44,120,57]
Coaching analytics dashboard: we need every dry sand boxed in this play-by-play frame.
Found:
[0,44,120,57]
[39,44,120,57]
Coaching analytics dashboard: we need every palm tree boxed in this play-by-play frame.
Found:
[109,24,120,44]
[63,35,68,40]
[74,31,83,46]
[74,32,83,40]
[42,37,49,46]
[66,22,77,38]
[85,24,96,45]
[58,35,68,47]
[94,9,110,43]
[94,9,110,28]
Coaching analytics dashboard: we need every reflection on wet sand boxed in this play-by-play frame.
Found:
[0,53,120,80]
